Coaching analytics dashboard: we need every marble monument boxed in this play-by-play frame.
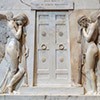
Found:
[0,0,100,100]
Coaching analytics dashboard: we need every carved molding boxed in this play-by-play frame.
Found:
[31,1,74,10]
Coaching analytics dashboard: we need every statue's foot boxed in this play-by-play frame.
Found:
[96,91,100,95]
[71,82,81,87]
[75,83,82,87]
[13,91,20,94]
[85,91,97,95]
[22,83,28,87]
[0,89,2,94]
[7,85,13,94]
[93,91,97,95]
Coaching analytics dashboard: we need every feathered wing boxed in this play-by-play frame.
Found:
[0,14,8,63]
[90,10,100,22]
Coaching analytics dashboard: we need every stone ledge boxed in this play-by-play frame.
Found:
[1,95,100,100]
[18,86,84,95]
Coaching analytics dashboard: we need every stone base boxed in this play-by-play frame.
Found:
[1,95,100,100]
[18,86,84,95]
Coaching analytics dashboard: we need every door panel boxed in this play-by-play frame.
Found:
[37,50,50,81]
[36,11,71,86]
[55,24,68,44]
[38,24,50,49]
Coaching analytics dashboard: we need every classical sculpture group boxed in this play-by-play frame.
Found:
[0,11,100,95]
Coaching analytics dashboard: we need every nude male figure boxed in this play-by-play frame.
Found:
[78,16,98,94]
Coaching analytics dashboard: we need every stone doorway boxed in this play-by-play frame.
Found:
[34,11,71,86]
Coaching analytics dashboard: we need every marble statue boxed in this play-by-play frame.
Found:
[0,12,29,94]
[78,15,99,95]
[96,15,100,94]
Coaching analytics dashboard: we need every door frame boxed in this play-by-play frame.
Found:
[33,10,71,86]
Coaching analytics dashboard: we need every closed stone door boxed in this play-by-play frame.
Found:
[35,11,71,86]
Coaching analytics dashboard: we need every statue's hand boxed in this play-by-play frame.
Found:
[22,46,29,58]
[82,28,86,34]
[25,47,29,58]
[18,25,23,28]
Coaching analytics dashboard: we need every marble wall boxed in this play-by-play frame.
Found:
[0,0,100,95]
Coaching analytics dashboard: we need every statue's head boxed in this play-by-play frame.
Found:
[13,13,28,26]
[78,15,90,28]
[7,13,29,31]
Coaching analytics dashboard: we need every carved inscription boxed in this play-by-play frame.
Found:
[31,0,73,10]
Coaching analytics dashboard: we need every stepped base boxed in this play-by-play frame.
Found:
[18,86,84,95]
[1,95,100,100]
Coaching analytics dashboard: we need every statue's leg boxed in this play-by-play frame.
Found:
[97,45,100,93]
[9,52,25,90]
[5,39,20,93]
[85,42,98,94]
[0,72,10,93]
[7,68,18,93]
[8,67,25,88]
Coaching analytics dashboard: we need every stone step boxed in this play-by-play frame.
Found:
[18,86,84,95]
[0,95,100,100]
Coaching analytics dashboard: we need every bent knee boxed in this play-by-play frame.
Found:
[88,43,98,55]
[19,68,25,74]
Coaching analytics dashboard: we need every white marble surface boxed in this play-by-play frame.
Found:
[0,95,100,100]
[0,0,100,97]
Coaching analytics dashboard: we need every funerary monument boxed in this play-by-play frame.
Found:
[0,0,100,100]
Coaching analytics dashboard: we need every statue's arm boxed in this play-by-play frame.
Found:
[82,28,93,42]
[83,21,97,42]
[12,25,23,39]
[77,28,82,43]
